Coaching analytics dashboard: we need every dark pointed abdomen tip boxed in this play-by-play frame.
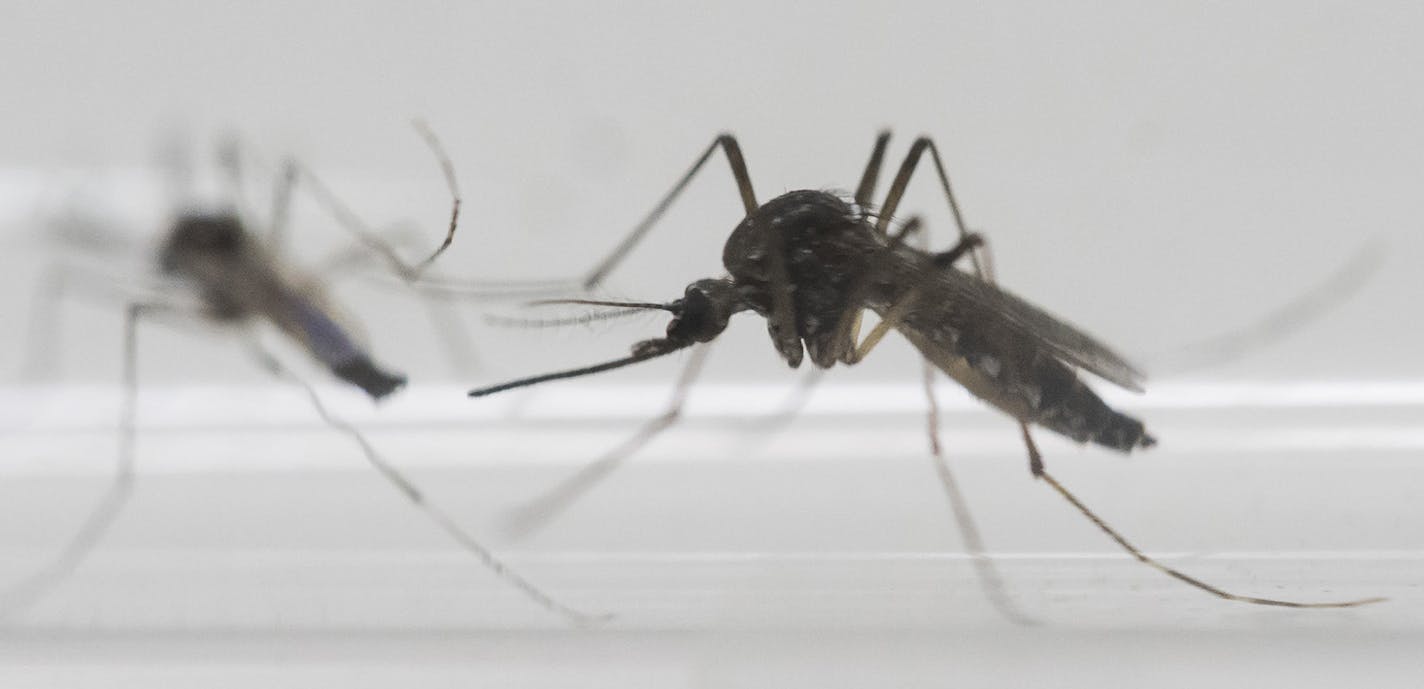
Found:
[1092,414,1155,454]
[333,358,407,401]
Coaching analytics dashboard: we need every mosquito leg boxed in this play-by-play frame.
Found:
[853,130,893,207]
[921,359,1036,625]
[307,222,432,277]
[876,137,989,279]
[216,135,255,224]
[886,223,1031,622]
[17,262,78,381]
[849,219,986,365]
[266,158,298,256]
[582,134,759,289]
[738,368,824,436]
[289,120,463,281]
[156,128,196,210]
[385,132,763,298]
[931,233,986,269]
[1019,422,1045,478]
[1147,241,1386,374]
[761,204,803,367]
[244,340,609,626]
[850,293,917,364]
[1037,468,1383,609]
[419,293,481,376]
[0,301,172,619]
[503,343,713,540]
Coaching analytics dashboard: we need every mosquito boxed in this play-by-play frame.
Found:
[468,131,1384,612]
[2,124,605,625]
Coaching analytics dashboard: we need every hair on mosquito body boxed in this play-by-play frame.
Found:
[467,130,1383,616]
[2,125,609,627]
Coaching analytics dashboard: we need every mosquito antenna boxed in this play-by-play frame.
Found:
[484,297,675,329]
[1039,470,1385,609]
[469,340,691,397]
[527,298,676,311]
[484,307,656,330]
[396,275,583,300]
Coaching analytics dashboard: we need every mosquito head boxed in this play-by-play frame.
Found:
[468,280,749,399]
[160,211,249,273]
[663,278,745,346]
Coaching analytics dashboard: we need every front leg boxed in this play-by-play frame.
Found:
[582,134,759,289]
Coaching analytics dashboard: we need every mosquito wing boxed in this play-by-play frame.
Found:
[920,266,1147,393]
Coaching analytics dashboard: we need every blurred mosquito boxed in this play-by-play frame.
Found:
[469,131,1384,612]
[1,124,604,625]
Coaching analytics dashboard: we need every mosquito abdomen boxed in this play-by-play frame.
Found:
[283,294,407,400]
[1017,353,1155,453]
[332,356,407,400]
[907,328,1154,454]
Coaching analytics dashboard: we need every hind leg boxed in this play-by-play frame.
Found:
[0,301,187,619]
[244,338,607,625]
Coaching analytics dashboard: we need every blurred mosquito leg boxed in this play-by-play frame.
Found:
[156,127,196,210]
[504,343,713,540]
[385,132,762,298]
[290,121,463,281]
[921,359,1036,625]
[302,223,483,376]
[244,339,609,626]
[419,292,481,376]
[723,367,830,461]
[735,368,825,440]
[17,260,165,381]
[0,301,175,619]
[17,262,77,381]
[216,135,255,222]
[888,222,1032,622]
[1146,241,1386,374]
[853,130,893,207]
[583,134,759,289]
[266,158,299,255]
[311,222,428,278]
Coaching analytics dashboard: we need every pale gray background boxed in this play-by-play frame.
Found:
[1,2,1422,687]
[0,0,1420,387]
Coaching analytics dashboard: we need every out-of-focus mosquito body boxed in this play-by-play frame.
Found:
[471,131,1382,612]
[2,125,605,626]
[157,210,406,399]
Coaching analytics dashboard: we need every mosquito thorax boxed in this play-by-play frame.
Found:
[160,211,249,274]
[721,189,882,369]
[722,190,861,283]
